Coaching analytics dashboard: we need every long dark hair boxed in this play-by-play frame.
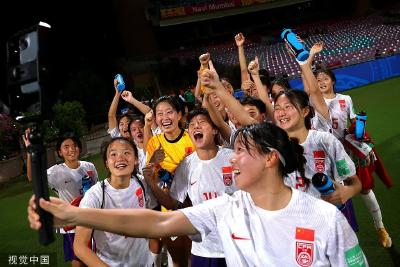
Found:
[233,122,306,177]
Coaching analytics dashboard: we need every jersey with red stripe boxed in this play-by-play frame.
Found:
[181,189,367,266]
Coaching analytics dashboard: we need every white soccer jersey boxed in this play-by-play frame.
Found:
[107,127,121,138]
[47,161,98,204]
[170,147,237,258]
[284,130,356,198]
[137,147,146,175]
[181,189,368,267]
[325,94,356,139]
[310,110,332,133]
[80,178,153,267]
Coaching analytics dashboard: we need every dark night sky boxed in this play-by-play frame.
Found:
[0,0,124,120]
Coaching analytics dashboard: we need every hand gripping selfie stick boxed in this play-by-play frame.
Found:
[27,126,55,245]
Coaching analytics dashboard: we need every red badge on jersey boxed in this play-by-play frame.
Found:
[295,227,314,267]
[313,151,325,173]
[87,170,93,177]
[296,242,314,267]
[339,99,346,111]
[185,147,194,156]
[222,166,233,186]
[135,187,144,207]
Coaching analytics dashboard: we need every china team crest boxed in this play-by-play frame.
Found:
[296,241,314,267]
[339,99,346,111]
[135,187,144,207]
[222,166,233,186]
[313,151,325,173]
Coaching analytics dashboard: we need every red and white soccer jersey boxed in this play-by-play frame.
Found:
[285,130,356,198]
[310,110,332,133]
[47,161,98,234]
[47,161,98,204]
[80,178,153,267]
[170,147,237,258]
[181,189,368,266]
[325,94,356,139]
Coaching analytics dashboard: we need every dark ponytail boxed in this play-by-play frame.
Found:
[287,137,307,180]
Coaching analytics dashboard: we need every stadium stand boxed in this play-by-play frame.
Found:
[167,15,400,78]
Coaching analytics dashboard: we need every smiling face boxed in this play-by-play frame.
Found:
[58,138,80,163]
[155,101,182,134]
[230,135,266,191]
[106,139,137,178]
[273,95,306,132]
[317,72,335,95]
[118,116,131,138]
[209,93,224,112]
[129,120,144,145]
[188,114,217,149]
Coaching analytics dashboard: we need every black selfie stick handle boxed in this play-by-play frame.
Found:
[29,130,55,246]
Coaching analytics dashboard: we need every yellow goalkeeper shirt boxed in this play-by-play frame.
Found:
[146,129,195,174]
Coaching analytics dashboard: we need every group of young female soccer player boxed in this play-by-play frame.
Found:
[26,31,393,267]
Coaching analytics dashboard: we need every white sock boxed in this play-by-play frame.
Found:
[361,190,384,229]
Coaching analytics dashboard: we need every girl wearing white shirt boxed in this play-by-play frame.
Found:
[73,137,153,267]
[315,67,392,248]
[28,122,368,267]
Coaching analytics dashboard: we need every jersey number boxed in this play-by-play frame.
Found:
[203,192,218,201]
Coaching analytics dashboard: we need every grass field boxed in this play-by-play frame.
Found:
[1,77,400,266]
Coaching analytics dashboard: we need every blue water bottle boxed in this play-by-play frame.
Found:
[82,175,93,193]
[115,74,125,92]
[312,173,345,210]
[281,28,310,62]
[355,111,367,140]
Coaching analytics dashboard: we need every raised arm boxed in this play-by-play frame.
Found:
[108,80,122,131]
[302,42,324,95]
[195,53,211,100]
[248,57,274,120]
[121,91,151,115]
[202,93,232,142]
[300,61,329,120]
[202,61,256,126]
[289,40,329,120]
[235,33,250,83]
[28,196,197,238]
[194,74,202,103]
[143,110,154,151]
